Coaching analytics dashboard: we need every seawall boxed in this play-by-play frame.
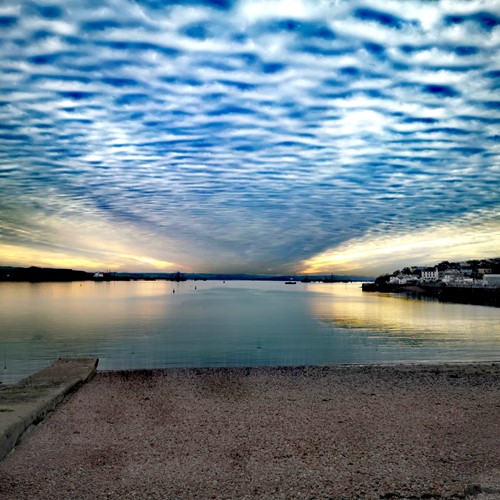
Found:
[362,282,500,307]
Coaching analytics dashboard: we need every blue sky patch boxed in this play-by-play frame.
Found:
[0,0,499,274]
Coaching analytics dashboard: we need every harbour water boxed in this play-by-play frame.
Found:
[1,280,499,384]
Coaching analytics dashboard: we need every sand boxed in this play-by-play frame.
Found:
[0,364,499,499]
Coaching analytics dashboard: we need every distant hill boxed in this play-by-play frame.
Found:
[0,266,373,282]
[0,266,93,282]
[118,273,373,282]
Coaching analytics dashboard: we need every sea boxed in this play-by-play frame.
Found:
[1,280,499,384]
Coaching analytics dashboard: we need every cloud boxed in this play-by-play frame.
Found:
[300,210,500,275]
[0,0,499,273]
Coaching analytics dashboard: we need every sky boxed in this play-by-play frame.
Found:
[0,0,499,276]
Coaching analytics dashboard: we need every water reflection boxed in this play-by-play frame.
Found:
[311,284,499,341]
[1,281,499,384]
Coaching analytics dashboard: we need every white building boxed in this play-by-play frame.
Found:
[478,268,493,275]
[441,270,462,283]
[421,268,439,281]
[389,274,419,285]
[484,274,500,285]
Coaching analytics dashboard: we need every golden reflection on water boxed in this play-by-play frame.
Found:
[0,281,178,341]
[310,283,500,341]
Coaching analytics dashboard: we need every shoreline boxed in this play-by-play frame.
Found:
[1,363,499,499]
[5,360,500,388]
[362,282,500,308]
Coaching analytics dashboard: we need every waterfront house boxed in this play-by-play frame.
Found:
[421,268,439,281]
[484,274,500,285]
[441,270,462,283]
[389,274,419,285]
[478,268,493,275]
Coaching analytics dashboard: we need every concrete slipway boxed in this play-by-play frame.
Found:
[0,358,98,462]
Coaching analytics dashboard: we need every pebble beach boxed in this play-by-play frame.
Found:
[0,364,499,499]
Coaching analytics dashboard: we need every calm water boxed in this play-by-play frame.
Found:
[1,280,499,384]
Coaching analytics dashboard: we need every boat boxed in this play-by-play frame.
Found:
[93,272,104,281]
[285,279,296,284]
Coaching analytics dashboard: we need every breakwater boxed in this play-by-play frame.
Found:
[362,282,500,307]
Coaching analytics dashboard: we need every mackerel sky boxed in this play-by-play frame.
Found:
[0,0,499,275]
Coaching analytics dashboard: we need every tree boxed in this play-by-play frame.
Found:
[375,274,391,285]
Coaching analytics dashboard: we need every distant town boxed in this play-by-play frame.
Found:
[372,257,500,288]
[363,257,500,307]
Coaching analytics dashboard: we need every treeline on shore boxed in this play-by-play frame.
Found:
[0,267,173,282]
[0,266,94,282]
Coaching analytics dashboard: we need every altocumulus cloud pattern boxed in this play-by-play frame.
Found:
[0,0,499,274]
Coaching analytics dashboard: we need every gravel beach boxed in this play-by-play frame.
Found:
[0,364,499,499]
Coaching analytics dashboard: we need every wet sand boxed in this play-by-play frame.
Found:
[0,364,499,499]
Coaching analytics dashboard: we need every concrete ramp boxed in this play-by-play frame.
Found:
[0,358,98,462]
